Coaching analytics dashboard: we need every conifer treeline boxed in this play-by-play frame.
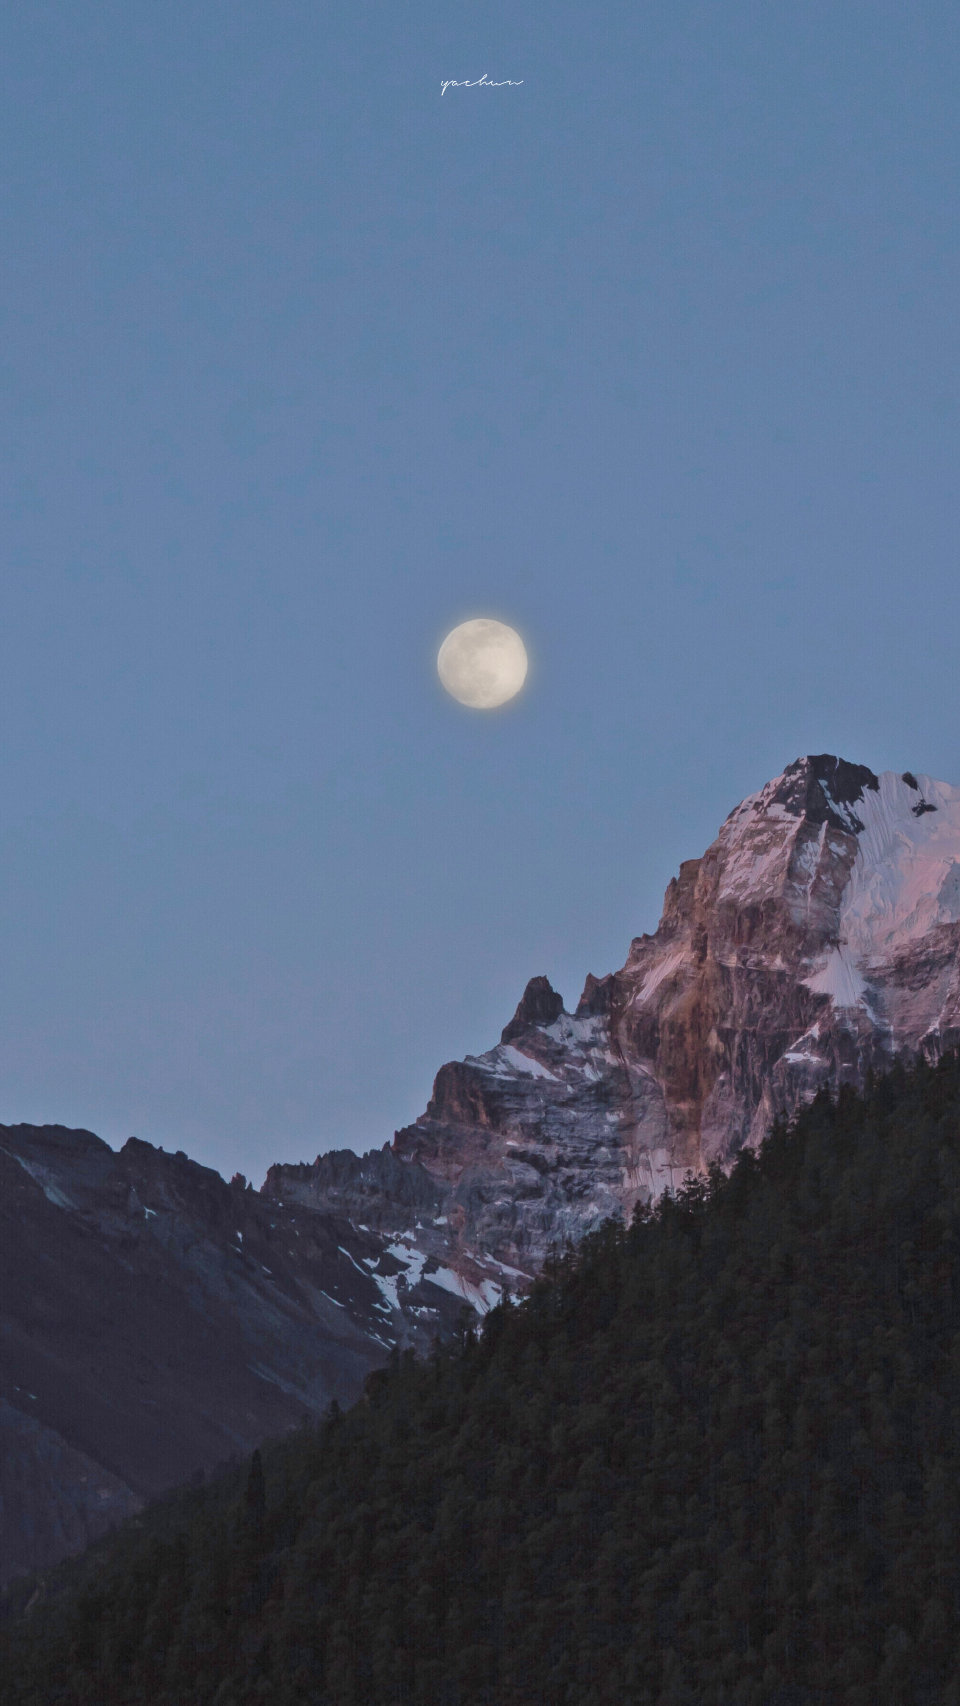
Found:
[5,1054,960,1703]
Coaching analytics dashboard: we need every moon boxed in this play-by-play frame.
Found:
[437,618,528,709]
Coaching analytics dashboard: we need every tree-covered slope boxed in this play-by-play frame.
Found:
[6,1054,960,1705]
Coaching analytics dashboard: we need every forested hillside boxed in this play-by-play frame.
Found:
[5,1054,960,1705]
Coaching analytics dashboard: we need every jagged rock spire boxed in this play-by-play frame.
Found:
[500,976,564,1043]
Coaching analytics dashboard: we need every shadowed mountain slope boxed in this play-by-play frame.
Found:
[0,1124,465,1588]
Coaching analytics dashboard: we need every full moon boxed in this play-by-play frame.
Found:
[437,618,528,709]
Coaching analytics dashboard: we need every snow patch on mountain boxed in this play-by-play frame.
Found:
[544,1014,607,1045]
[497,1046,561,1081]
[0,1147,77,1211]
[838,771,960,957]
[424,1266,502,1313]
[385,1241,428,1287]
[802,947,868,1010]
[372,1273,399,1312]
[467,1044,560,1081]
[716,820,796,905]
[635,947,688,1004]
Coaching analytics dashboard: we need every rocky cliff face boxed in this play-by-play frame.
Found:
[271,757,960,1275]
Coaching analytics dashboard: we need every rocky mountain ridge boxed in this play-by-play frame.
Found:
[269,755,960,1275]
[0,1123,469,1588]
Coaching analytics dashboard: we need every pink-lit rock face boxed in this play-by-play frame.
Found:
[293,757,960,1273]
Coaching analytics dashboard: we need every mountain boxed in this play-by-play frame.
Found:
[6,1052,960,1705]
[0,1124,468,1589]
[273,756,960,1272]
[5,752,960,1589]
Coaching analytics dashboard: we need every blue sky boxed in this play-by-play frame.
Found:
[2,1,959,1183]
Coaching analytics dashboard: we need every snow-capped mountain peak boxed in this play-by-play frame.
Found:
[284,756,960,1272]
